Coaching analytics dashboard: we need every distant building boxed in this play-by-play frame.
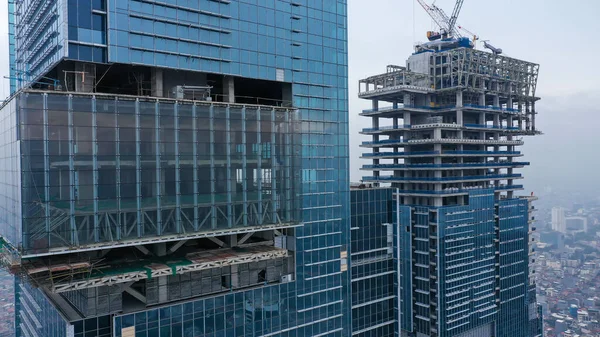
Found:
[565,216,588,233]
[555,319,568,334]
[541,231,565,249]
[552,207,567,233]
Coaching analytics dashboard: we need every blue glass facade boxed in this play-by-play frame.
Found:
[5,1,349,336]
[436,190,499,336]
[497,198,533,337]
[391,189,541,337]
[350,188,395,336]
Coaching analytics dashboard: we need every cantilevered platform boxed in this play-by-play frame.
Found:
[26,245,289,293]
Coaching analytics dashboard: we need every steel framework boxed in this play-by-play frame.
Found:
[33,246,289,293]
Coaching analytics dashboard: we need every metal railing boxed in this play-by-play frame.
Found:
[361,125,412,132]
[463,103,521,114]
[464,124,520,130]
[362,162,529,169]
[362,174,522,182]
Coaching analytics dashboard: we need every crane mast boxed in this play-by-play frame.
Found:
[447,0,465,38]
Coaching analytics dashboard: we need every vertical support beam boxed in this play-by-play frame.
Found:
[241,107,248,226]
[155,100,162,235]
[229,235,239,287]
[372,100,380,186]
[256,108,263,224]
[284,110,291,221]
[115,98,121,240]
[151,68,163,98]
[223,76,235,103]
[67,95,77,245]
[158,277,168,303]
[42,94,50,247]
[192,104,199,231]
[271,109,277,223]
[174,103,181,234]
[209,105,216,228]
[531,102,536,131]
[92,97,99,243]
[226,106,232,228]
[135,99,143,238]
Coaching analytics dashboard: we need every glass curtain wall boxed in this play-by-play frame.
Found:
[18,92,298,255]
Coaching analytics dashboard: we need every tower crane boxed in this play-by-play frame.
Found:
[416,0,464,41]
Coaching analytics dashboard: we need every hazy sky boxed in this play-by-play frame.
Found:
[1,0,599,193]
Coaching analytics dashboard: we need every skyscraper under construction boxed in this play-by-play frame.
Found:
[357,43,543,336]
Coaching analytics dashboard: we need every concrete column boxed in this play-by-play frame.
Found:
[531,102,536,131]
[403,93,412,107]
[372,100,380,186]
[493,95,500,107]
[456,91,463,107]
[525,102,531,130]
[223,76,235,103]
[228,235,239,287]
[434,144,442,165]
[158,277,168,303]
[151,68,164,97]
[479,93,485,106]
[403,112,411,126]
[153,242,167,257]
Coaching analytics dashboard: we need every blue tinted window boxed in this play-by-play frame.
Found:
[92,0,105,10]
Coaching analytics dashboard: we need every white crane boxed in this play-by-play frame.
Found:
[416,0,464,40]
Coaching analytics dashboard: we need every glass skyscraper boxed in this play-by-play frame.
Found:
[1,1,349,336]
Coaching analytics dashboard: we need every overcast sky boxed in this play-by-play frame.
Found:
[1,0,599,194]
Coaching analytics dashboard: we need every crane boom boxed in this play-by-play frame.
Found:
[448,0,465,37]
[415,0,450,35]
[416,0,463,38]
